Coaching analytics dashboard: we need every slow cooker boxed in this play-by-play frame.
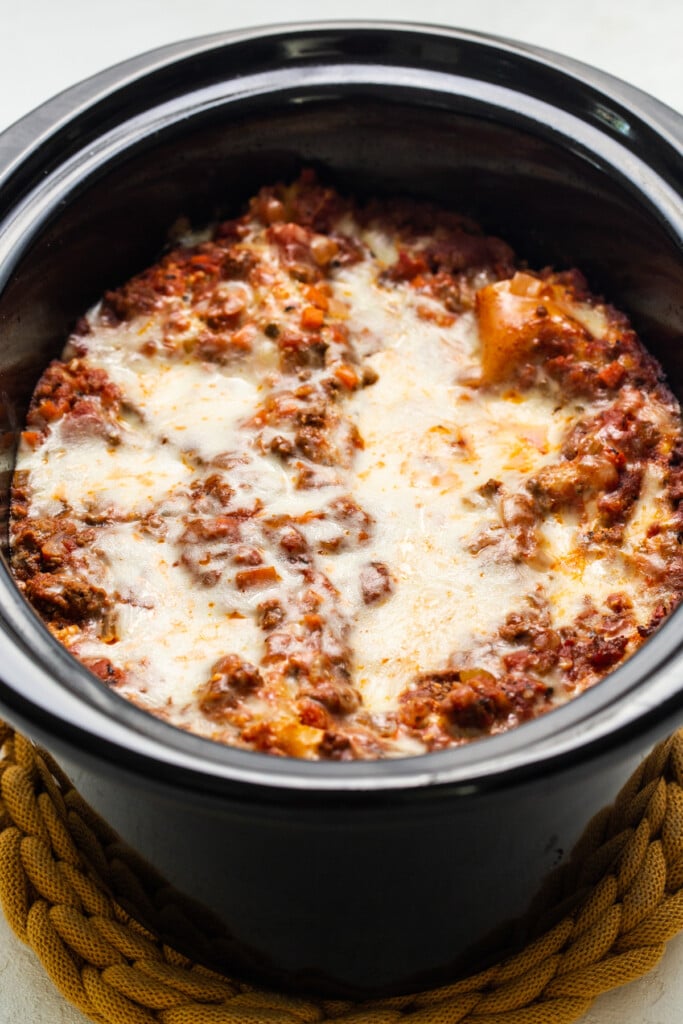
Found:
[0,22,682,997]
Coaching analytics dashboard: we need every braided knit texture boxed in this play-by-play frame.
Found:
[3,720,683,1024]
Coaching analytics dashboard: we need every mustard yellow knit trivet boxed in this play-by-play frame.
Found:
[3,720,683,1024]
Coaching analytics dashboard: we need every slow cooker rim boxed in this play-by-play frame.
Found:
[1,19,682,798]
[1,19,681,203]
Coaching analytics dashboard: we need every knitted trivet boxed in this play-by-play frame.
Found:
[3,720,683,1024]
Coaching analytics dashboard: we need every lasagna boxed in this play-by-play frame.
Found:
[10,172,683,759]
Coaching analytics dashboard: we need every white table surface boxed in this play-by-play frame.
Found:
[1,1,682,1020]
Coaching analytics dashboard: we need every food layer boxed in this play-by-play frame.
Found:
[11,173,683,759]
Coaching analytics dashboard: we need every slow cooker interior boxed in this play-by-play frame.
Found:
[0,88,682,686]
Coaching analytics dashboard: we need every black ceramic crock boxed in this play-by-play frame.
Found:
[0,21,682,998]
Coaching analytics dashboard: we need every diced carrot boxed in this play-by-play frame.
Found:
[305,285,330,310]
[235,565,280,590]
[301,306,325,330]
[20,430,42,449]
[334,364,359,390]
